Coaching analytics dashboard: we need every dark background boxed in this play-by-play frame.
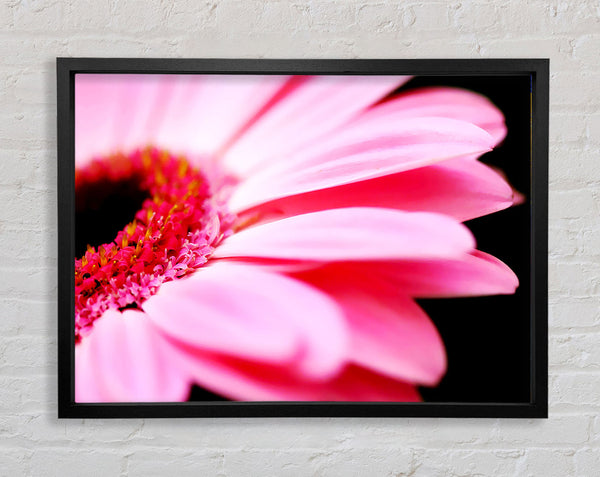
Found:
[407,75,532,403]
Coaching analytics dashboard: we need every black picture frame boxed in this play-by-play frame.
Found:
[57,58,548,418]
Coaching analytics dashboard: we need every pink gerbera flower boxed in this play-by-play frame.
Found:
[74,74,519,402]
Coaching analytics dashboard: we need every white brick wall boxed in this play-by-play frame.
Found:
[0,0,598,475]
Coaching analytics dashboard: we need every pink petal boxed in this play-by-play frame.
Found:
[76,74,192,166]
[75,309,191,403]
[174,350,420,401]
[142,262,348,379]
[294,250,519,299]
[222,75,410,177]
[228,117,495,212]
[75,74,290,166]
[153,74,292,158]
[378,250,520,297]
[213,207,476,262]
[298,273,446,386]
[239,157,516,223]
[362,86,507,144]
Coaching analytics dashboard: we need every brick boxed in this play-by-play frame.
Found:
[413,449,523,477]
[550,332,600,369]
[452,2,502,33]
[160,2,219,31]
[0,228,56,268]
[127,449,223,476]
[216,1,311,35]
[549,298,600,328]
[477,37,575,72]
[0,376,50,414]
[307,2,357,33]
[30,449,122,477]
[492,416,590,445]
[65,37,180,58]
[62,419,145,445]
[64,1,114,30]
[356,4,403,33]
[591,416,600,446]
[587,113,600,144]
[12,69,54,105]
[552,71,600,108]
[572,34,600,67]
[0,188,56,228]
[105,1,164,33]
[549,189,598,220]
[0,1,14,27]
[582,226,600,256]
[0,448,32,477]
[0,336,56,375]
[550,145,600,186]
[520,449,576,476]
[548,225,582,257]
[552,112,588,143]
[314,448,413,476]
[0,266,55,300]
[575,448,600,476]
[551,373,600,409]
[0,108,48,148]
[137,419,357,450]
[496,1,600,36]
[0,150,41,186]
[0,298,56,336]
[408,3,454,32]
[222,448,413,476]
[548,261,600,297]
[12,0,66,32]
[0,38,69,67]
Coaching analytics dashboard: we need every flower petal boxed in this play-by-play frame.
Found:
[376,250,520,298]
[361,86,507,144]
[176,351,420,401]
[213,207,476,262]
[294,250,519,299]
[297,272,446,386]
[228,117,495,212]
[76,74,157,167]
[75,309,191,403]
[142,262,348,379]
[239,157,516,223]
[75,74,290,165]
[222,75,410,177]
[153,74,292,158]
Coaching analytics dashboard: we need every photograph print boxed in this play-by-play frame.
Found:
[59,59,546,416]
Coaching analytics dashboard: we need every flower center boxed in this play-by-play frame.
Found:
[75,147,234,341]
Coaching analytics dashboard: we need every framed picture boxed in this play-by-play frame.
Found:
[57,58,548,418]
